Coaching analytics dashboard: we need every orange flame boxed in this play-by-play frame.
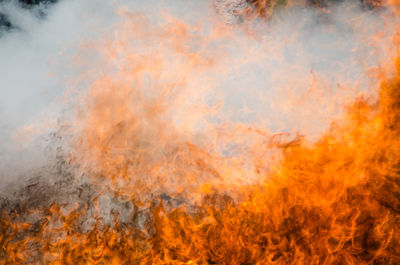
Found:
[1,2,400,264]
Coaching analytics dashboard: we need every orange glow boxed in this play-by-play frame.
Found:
[1,2,400,264]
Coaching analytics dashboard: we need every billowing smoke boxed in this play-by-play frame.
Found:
[1,0,400,263]
[0,0,396,186]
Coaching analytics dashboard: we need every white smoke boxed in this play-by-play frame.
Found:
[0,0,398,188]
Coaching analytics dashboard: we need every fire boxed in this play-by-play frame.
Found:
[1,1,400,264]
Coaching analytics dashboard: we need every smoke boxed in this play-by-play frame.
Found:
[0,0,115,186]
[0,0,398,190]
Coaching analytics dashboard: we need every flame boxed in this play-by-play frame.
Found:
[2,2,400,264]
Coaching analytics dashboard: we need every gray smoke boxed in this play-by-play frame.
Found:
[0,0,398,192]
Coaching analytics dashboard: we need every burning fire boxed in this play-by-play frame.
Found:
[1,1,400,264]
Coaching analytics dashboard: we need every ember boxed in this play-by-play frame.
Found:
[1,0,400,264]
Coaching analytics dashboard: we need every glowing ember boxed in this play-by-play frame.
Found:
[1,0,400,264]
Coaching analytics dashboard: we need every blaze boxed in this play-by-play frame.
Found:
[1,1,400,264]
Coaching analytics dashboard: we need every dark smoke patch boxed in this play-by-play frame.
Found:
[217,0,384,23]
[0,13,12,34]
[0,0,58,35]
